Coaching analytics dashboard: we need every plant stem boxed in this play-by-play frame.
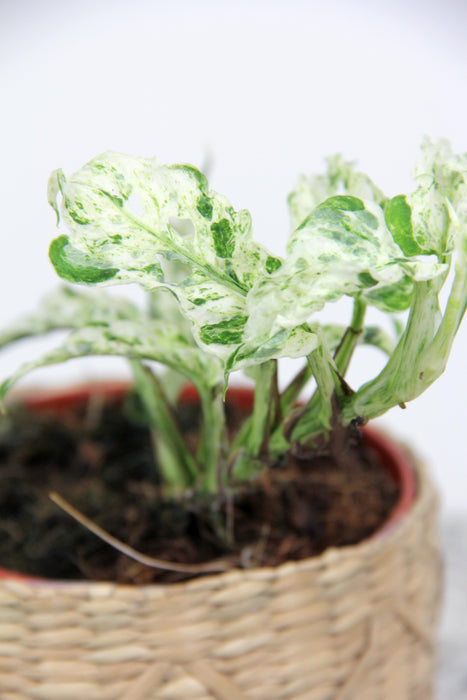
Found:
[305,341,336,431]
[285,298,366,445]
[228,361,279,481]
[421,253,467,380]
[50,492,229,573]
[279,362,312,413]
[231,360,278,453]
[246,360,278,457]
[333,297,367,375]
[198,387,226,494]
[342,281,440,422]
[130,360,198,494]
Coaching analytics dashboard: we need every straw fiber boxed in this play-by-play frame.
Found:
[0,460,440,699]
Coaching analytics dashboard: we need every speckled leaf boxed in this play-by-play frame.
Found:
[0,320,224,400]
[0,286,140,347]
[226,324,318,373]
[0,286,223,400]
[48,153,277,359]
[407,138,467,255]
[341,142,467,424]
[246,195,446,341]
[288,154,385,230]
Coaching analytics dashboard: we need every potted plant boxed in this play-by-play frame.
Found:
[0,138,465,699]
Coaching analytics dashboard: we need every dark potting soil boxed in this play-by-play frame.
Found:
[0,392,399,584]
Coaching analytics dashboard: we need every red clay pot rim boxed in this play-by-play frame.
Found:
[0,382,417,583]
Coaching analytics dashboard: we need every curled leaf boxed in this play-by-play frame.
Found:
[0,320,224,402]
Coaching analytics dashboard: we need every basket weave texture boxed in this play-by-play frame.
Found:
[0,458,440,700]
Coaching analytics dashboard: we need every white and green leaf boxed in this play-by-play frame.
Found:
[48,153,280,360]
[409,138,467,255]
[226,324,318,373]
[288,154,385,231]
[0,319,224,401]
[0,286,140,347]
[7,140,465,461]
[245,195,446,349]
[340,142,467,425]
[384,140,467,259]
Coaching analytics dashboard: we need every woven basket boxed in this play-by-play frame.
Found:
[0,389,441,700]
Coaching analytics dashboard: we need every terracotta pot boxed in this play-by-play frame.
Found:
[0,384,441,700]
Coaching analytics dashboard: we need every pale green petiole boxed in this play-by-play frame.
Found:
[130,360,199,494]
[285,298,367,445]
[245,360,279,458]
[197,386,226,494]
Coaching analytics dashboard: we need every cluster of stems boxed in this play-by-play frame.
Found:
[135,240,465,498]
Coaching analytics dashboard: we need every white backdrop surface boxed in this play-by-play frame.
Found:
[1,0,466,512]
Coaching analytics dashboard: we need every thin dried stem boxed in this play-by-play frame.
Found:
[49,492,230,574]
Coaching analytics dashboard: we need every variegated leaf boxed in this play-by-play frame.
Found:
[0,286,140,347]
[48,153,281,360]
[0,320,224,400]
[288,154,385,230]
[245,195,447,345]
[409,138,467,255]
[226,324,318,373]
[341,142,467,424]
[385,140,467,259]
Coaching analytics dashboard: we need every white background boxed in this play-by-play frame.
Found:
[1,0,466,513]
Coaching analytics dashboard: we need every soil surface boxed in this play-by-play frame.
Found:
[0,391,399,584]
